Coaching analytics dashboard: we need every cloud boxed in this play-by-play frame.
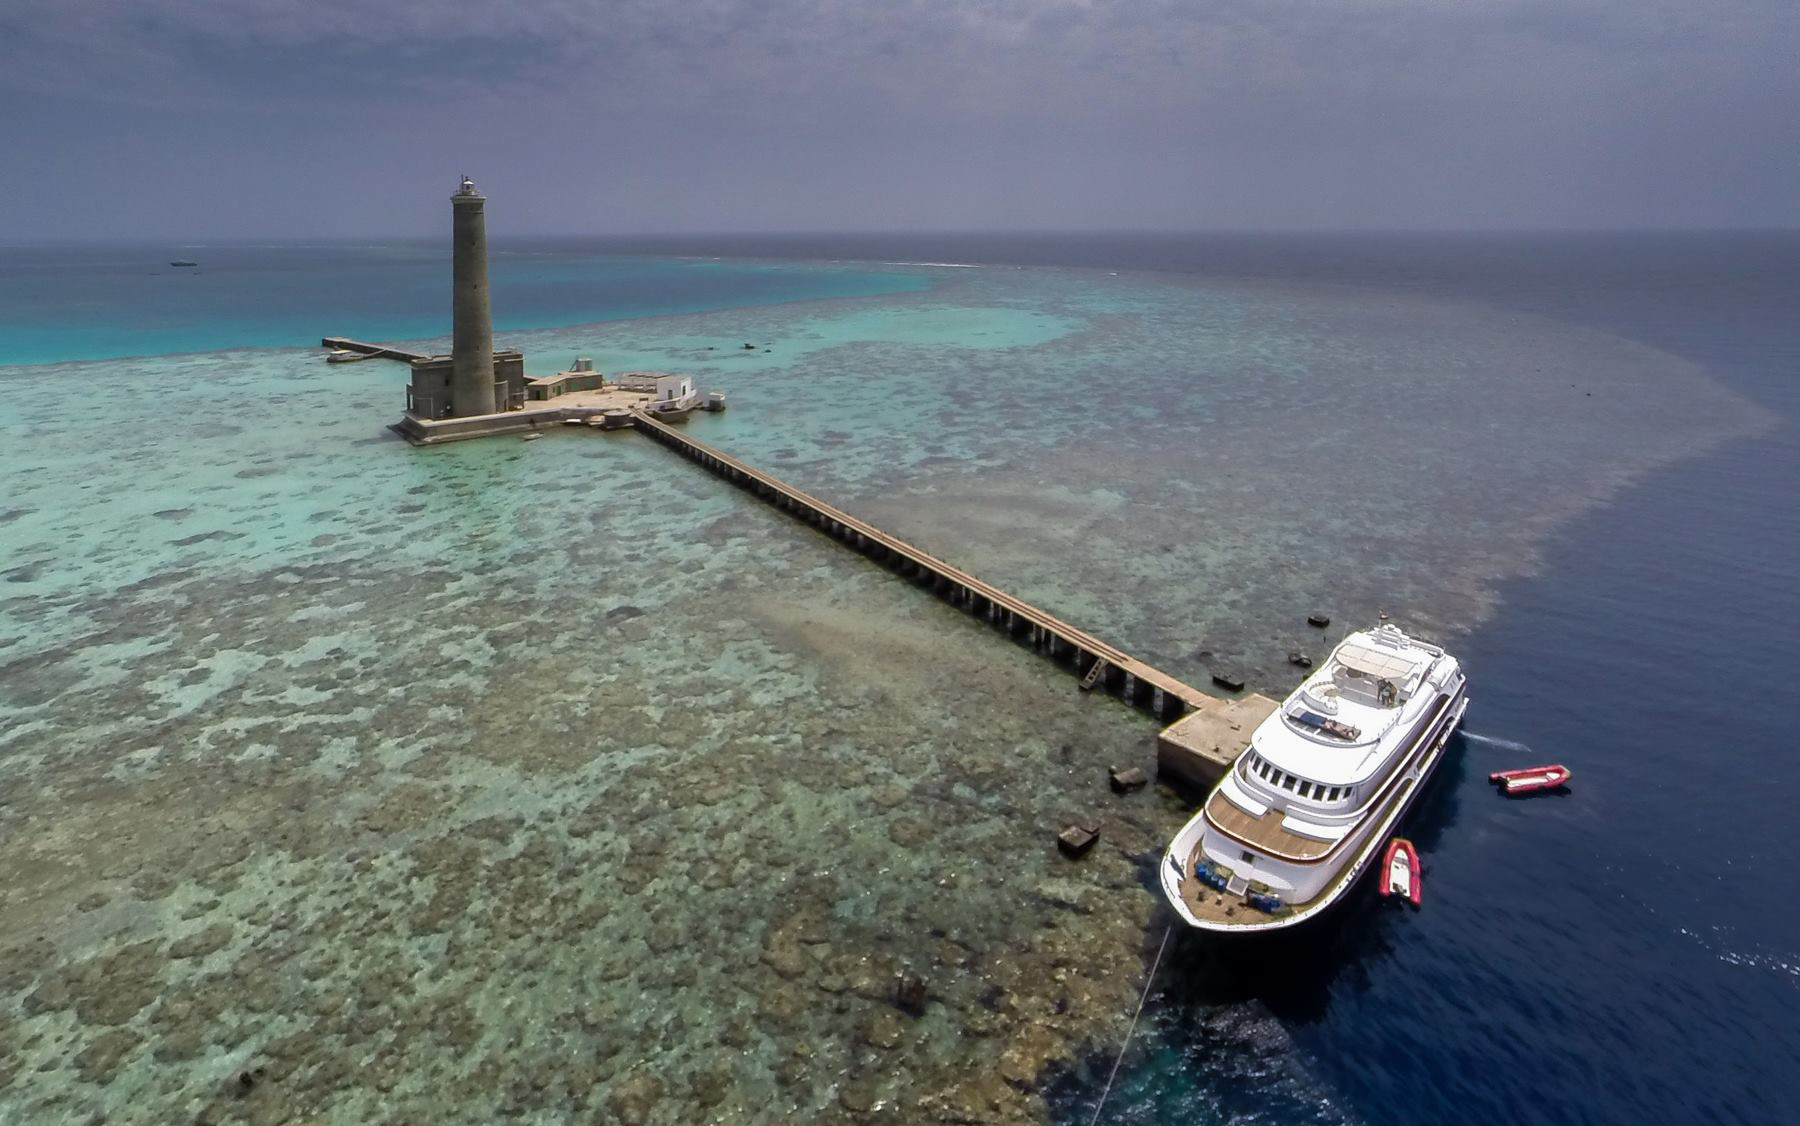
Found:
[1,1,1796,233]
[7,0,1788,111]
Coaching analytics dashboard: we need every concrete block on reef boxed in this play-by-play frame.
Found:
[1108,766,1148,793]
[1211,672,1247,693]
[1307,613,1331,628]
[892,973,929,1016]
[1289,652,1313,668]
[1056,824,1099,858]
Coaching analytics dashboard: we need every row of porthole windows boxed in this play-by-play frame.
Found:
[1246,753,1351,803]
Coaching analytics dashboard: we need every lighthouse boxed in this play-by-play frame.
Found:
[394,178,526,432]
[449,175,496,417]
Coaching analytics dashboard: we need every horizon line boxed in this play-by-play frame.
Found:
[6,224,1799,248]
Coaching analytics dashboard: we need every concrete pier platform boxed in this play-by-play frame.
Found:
[322,337,430,363]
[1156,693,1281,790]
[388,384,661,445]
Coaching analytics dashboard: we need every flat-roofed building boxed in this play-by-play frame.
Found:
[404,350,526,419]
[526,370,608,401]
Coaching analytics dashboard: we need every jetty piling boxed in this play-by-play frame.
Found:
[629,409,1223,724]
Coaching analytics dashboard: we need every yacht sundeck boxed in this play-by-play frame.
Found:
[1161,623,1467,933]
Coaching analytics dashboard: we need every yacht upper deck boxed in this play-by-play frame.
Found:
[1251,624,1447,786]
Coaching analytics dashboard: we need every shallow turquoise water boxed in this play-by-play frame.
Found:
[0,259,1770,1123]
[0,244,927,366]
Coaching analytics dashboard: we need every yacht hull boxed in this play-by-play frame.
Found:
[1162,687,1467,934]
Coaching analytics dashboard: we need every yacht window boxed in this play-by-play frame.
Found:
[1282,774,1297,792]
[1299,781,1314,799]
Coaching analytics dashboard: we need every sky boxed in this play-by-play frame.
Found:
[1,0,1797,238]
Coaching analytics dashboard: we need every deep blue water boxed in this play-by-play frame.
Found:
[645,229,1799,1126]
[6,230,1795,1124]
[0,241,924,365]
[1002,233,1797,1126]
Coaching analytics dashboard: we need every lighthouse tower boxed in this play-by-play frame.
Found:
[394,177,527,434]
[449,175,495,417]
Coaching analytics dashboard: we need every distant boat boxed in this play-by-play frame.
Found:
[169,260,199,268]
[624,372,701,423]
[648,393,699,422]
[325,350,370,364]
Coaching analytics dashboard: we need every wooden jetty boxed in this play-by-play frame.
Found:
[321,337,430,363]
[630,410,1272,747]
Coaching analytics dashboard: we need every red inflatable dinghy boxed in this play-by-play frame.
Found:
[1380,837,1421,907]
[1488,764,1571,795]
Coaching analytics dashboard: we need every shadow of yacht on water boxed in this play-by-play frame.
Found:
[1039,732,1472,1125]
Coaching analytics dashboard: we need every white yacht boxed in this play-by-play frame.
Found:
[1161,623,1468,932]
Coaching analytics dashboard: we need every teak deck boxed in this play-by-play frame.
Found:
[1179,846,1266,925]
[1202,788,1335,862]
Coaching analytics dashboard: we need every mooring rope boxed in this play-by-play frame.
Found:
[1088,923,1174,1126]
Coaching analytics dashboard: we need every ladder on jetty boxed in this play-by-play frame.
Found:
[628,410,1208,722]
